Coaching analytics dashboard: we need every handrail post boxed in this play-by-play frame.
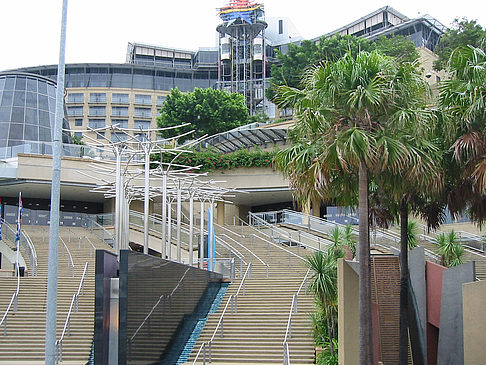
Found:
[67,318,70,336]
[203,342,207,364]
[294,294,298,314]
[221,318,224,338]
[266,264,268,278]
[3,318,6,336]
[209,341,212,363]
[78,237,81,248]
[13,295,17,312]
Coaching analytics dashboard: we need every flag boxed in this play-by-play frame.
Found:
[15,192,23,242]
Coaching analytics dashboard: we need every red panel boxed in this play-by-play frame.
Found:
[427,323,439,365]
[426,261,446,328]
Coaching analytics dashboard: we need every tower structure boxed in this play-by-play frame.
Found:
[217,0,267,116]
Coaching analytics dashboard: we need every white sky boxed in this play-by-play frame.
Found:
[1,0,486,71]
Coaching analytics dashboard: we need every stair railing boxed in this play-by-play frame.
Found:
[283,268,310,365]
[82,214,115,248]
[81,235,97,257]
[55,261,89,364]
[192,262,252,364]
[128,267,191,355]
[248,212,331,254]
[59,237,75,277]
[219,232,268,278]
[0,218,38,276]
[0,262,20,336]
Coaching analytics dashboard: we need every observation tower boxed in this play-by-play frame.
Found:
[217,0,267,115]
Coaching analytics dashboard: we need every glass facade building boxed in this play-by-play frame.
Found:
[0,72,71,151]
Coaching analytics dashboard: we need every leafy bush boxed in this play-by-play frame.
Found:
[152,148,276,172]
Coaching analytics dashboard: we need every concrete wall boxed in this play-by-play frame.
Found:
[463,280,486,365]
[437,261,475,365]
[338,259,359,365]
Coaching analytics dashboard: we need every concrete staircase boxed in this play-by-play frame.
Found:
[187,226,315,364]
[0,225,114,364]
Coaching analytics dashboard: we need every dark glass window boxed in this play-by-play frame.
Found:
[26,78,37,92]
[134,94,152,105]
[90,93,106,103]
[112,106,128,117]
[134,120,151,129]
[37,81,47,95]
[4,77,15,91]
[24,124,39,140]
[25,108,38,124]
[156,95,166,106]
[15,77,26,91]
[74,118,83,126]
[11,107,24,123]
[38,94,49,111]
[26,92,37,108]
[89,119,105,129]
[67,106,83,116]
[89,106,106,116]
[1,91,13,107]
[134,107,151,118]
[67,93,84,103]
[111,119,128,128]
[112,93,129,104]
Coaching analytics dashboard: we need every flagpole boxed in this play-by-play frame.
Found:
[45,0,68,363]
[15,192,21,277]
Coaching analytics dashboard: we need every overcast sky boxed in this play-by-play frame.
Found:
[1,0,485,71]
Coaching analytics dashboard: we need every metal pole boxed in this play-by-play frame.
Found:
[200,200,204,269]
[167,202,172,260]
[176,186,182,263]
[143,145,150,254]
[161,173,167,259]
[114,150,121,255]
[189,195,194,266]
[46,0,68,363]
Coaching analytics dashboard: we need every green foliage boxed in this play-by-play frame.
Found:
[71,134,85,145]
[157,88,249,141]
[434,18,486,71]
[316,344,339,365]
[436,230,465,267]
[406,220,420,249]
[342,224,357,255]
[267,35,373,100]
[374,35,420,63]
[267,34,421,101]
[152,148,275,172]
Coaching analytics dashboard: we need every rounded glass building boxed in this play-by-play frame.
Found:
[0,72,71,154]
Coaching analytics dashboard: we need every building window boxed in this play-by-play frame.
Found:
[67,106,83,116]
[111,132,129,142]
[112,106,129,117]
[96,131,105,139]
[67,93,84,103]
[90,93,106,103]
[134,120,151,129]
[134,94,152,105]
[74,118,83,126]
[112,93,129,104]
[111,119,128,128]
[89,106,105,116]
[74,131,83,137]
[134,107,151,118]
[88,118,105,129]
[279,19,283,34]
[156,95,166,106]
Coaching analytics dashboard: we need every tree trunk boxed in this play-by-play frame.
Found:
[399,197,409,364]
[358,160,373,364]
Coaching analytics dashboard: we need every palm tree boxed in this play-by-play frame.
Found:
[437,230,465,267]
[276,51,434,364]
[306,250,343,356]
[439,45,486,223]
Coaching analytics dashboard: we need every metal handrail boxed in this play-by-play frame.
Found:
[129,267,191,347]
[59,237,75,277]
[283,269,310,365]
[220,233,267,268]
[55,262,89,364]
[82,236,97,257]
[214,222,242,238]
[82,214,115,248]
[248,212,332,253]
[192,263,253,364]
[0,264,20,336]
[0,218,38,276]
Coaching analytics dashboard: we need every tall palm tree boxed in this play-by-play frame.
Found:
[276,51,434,364]
[439,45,486,223]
